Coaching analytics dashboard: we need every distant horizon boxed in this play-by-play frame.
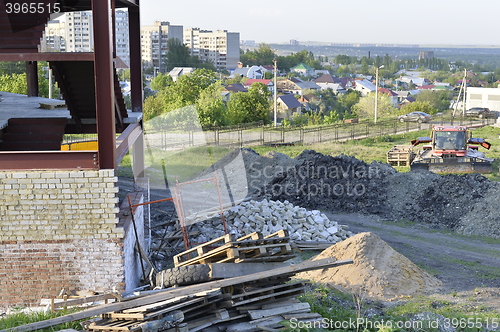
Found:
[140,0,500,47]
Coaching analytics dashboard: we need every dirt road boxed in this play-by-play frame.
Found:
[328,212,500,311]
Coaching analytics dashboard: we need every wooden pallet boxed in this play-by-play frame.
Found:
[229,281,306,308]
[387,144,415,166]
[173,230,293,267]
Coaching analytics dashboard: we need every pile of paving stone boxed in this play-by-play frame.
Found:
[193,199,353,243]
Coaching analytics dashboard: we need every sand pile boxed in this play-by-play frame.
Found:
[296,232,442,300]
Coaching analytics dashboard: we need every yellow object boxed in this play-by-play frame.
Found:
[61,140,98,151]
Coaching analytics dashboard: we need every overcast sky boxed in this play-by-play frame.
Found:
[140,0,500,46]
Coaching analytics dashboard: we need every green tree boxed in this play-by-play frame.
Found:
[144,68,217,120]
[400,101,437,115]
[150,73,173,91]
[0,72,27,94]
[165,38,191,71]
[352,93,396,119]
[240,43,276,66]
[415,90,452,113]
[337,90,361,117]
[226,83,271,124]
[195,83,227,127]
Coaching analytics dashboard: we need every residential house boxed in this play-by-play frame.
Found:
[314,74,346,94]
[276,78,320,95]
[221,83,248,102]
[244,78,274,93]
[353,79,376,96]
[168,67,194,81]
[399,76,430,88]
[378,88,399,107]
[230,65,263,79]
[277,94,303,120]
[298,94,320,112]
[290,63,314,77]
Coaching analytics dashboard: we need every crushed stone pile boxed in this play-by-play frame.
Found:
[296,232,442,300]
[192,199,353,243]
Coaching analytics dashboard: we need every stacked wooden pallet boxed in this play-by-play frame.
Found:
[173,230,294,267]
[84,278,317,332]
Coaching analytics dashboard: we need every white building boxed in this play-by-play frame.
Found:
[40,20,66,52]
[115,10,130,67]
[184,28,240,70]
[65,11,93,52]
[141,21,183,71]
[467,87,500,112]
[41,10,130,66]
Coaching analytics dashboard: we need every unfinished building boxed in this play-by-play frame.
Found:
[0,0,147,309]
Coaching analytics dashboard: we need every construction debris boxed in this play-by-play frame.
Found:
[2,257,353,332]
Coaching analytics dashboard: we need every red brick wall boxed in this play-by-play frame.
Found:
[0,239,124,309]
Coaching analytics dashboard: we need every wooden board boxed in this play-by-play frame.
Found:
[4,257,353,332]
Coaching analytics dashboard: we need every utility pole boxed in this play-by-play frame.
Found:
[374,65,384,124]
[273,58,278,126]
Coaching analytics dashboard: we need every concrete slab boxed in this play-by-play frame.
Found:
[0,91,70,129]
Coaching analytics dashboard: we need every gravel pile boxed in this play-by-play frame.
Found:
[209,148,500,239]
[193,199,353,243]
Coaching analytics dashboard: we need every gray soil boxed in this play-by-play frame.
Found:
[118,147,500,312]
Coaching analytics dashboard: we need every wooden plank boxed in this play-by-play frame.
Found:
[248,302,310,320]
[231,281,304,300]
[2,257,353,332]
[208,262,288,279]
[232,286,305,307]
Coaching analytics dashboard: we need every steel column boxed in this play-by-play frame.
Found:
[128,4,143,113]
[92,0,116,169]
[25,61,38,97]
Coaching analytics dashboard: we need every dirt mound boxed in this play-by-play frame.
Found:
[200,148,500,238]
[296,232,442,300]
[264,151,396,214]
[242,149,500,238]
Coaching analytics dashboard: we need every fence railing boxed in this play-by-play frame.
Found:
[64,116,496,151]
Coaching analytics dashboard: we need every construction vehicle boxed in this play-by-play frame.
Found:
[410,125,493,173]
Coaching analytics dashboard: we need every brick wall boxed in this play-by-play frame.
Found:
[0,169,142,310]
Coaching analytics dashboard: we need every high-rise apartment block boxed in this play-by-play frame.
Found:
[41,10,130,66]
[184,28,240,70]
[65,11,93,52]
[140,21,183,71]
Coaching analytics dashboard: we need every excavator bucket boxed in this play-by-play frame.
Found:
[410,158,492,174]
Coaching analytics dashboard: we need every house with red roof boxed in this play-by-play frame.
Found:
[243,78,274,93]
[378,88,399,107]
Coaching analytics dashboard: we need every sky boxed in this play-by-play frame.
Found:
[140,0,500,46]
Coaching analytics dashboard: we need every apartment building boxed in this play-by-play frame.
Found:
[40,10,130,66]
[66,11,93,52]
[115,10,130,66]
[184,28,240,70]
[40,20,66,52]
[141,21,183,71]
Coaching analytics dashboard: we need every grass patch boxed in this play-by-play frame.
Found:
[291,285,500,332]
[0,308,84,331]
[137,145,231,183]
[250,130,430,167]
